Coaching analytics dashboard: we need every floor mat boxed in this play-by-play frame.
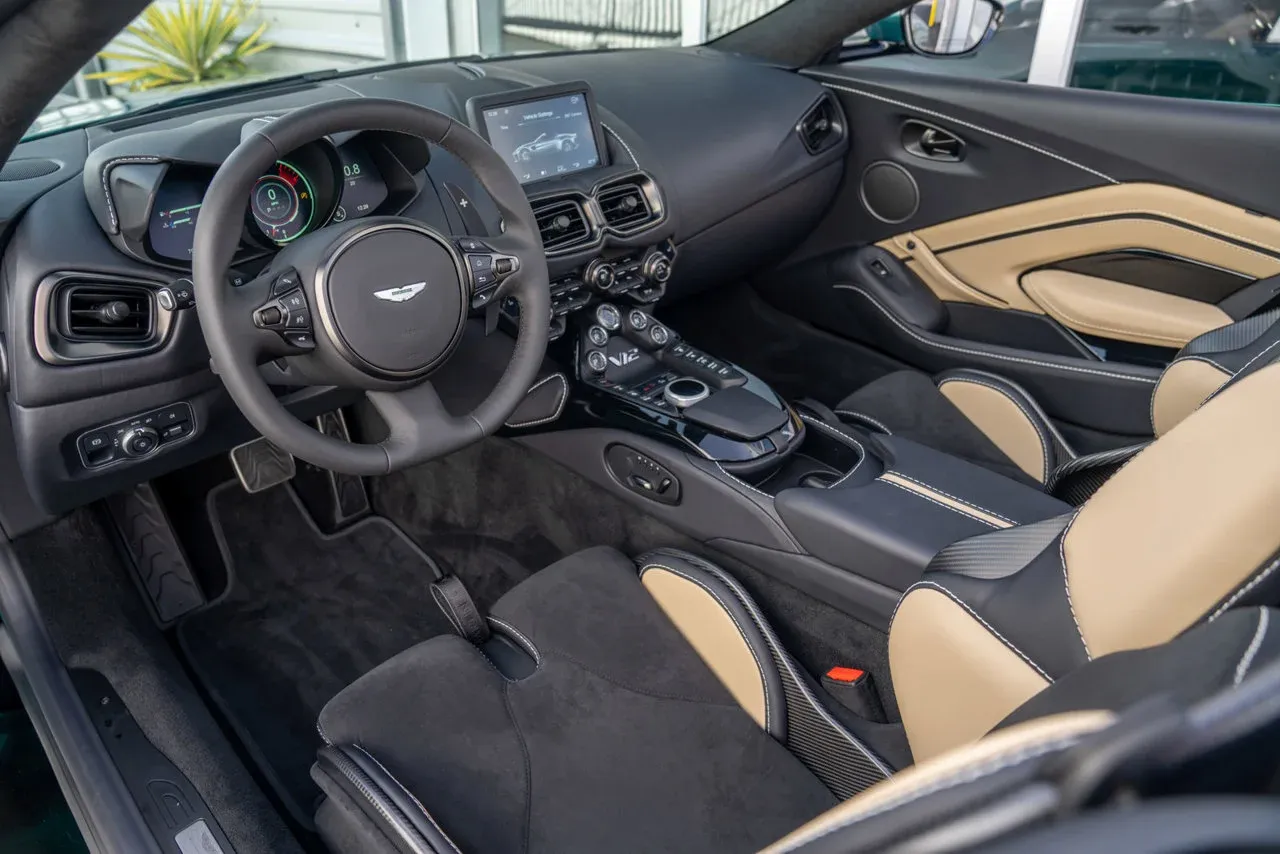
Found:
[176,483,453,828]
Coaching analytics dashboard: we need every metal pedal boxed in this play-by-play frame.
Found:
[229,437,296,494]
[106,483,206,625]
[292,410,371,532]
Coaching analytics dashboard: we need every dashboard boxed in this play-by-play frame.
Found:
[0,46,849,529]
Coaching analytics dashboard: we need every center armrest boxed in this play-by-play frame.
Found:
[775,436,1070,591]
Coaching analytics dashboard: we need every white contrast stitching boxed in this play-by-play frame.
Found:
[942,367,1078,459]
[777,733,1088,851]
[487,616,543,666]
[352,745,464,854]
[891,581,1054,681]
[796,413,867,487]
[833,285,1158,384]
[602,123,639,166]
[938,375,1051,482]
[1059,511,1092,660]
[877,477,999,528]
[1209,555,1280,621]
[649,549,893,778]
[1234,609,1270,686]
[1028,284,1195,347]
[640,563,774,734]
[806,75,1117,184]
[834,409,892,434]
[100,156,164,231]
[886,469,1017,524]
[505,373,569,428]
[324,748,433,854]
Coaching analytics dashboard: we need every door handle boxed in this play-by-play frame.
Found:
[919,127,962,159]
[903,121,965,161]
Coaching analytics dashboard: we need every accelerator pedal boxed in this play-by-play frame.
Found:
[292,410,371,532]
[230,437,296,494]
[106,483,206,626]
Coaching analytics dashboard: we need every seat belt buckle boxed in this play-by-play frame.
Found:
[822,666,886,723]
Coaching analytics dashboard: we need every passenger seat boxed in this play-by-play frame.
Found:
[835,308,1280,499]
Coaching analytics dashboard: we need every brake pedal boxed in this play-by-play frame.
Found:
[229,437,296,494]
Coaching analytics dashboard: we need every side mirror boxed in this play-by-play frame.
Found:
[903,0,1003,57]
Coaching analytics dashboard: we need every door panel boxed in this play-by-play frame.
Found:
[1019,271,1230,349]
[768,63,1280,442]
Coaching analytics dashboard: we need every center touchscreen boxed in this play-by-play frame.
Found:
[479,93,600,184]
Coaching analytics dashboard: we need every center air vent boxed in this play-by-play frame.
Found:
[58,281,154,342]
[797,96,844,155]
[532,197,591,252]
[598,181,654,231]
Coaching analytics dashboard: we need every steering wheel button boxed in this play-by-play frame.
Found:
[457,238,489,252]
[473,271,496,288]
[467,254,493,272]
[279,291,307,312]
[286,309,311,329]
[494,257,515,276]
[284,331,315,349]
[272,269,301,295]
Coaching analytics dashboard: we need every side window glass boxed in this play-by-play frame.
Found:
[1070,0,1280,103]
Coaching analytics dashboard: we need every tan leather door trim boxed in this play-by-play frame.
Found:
[1022,270,1231,348]
[877,183,1280,312]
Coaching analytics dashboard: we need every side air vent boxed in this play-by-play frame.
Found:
[797,96,844,155]
[533,197,591,252]
[59,282,155,342]
[598,181,654,231]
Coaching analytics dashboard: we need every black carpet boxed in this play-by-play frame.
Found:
[13,509,304,854]
[177,484,454,828]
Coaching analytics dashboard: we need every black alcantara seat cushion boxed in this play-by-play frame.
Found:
[314,546,837,854]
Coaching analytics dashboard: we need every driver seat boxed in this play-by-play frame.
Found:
[311,362,1280,854]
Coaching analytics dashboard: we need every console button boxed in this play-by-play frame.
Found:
[79,430,114,466]
[649,325,670,347]
[594,304,622,331]
[121,427,160,458]
[587,325,609,347]
[162,422,191,441]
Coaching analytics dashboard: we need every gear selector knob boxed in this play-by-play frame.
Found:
[663,378,710,409]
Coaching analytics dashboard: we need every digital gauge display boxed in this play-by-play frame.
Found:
[251,161,316,244]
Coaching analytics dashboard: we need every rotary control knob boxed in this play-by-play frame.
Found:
[664,378,711,409]
[627,309,649,331]
[585,259,617,291]
[587,325,609,347]
[586,350,609,375]
[594,303,622,331]
[643,254,672,284]
[649,324,670,347]
[120,426,160,458]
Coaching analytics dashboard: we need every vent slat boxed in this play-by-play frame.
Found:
[798,97,842,154]
[598,182,654,230]
[532,197,591,251]
[57,280,154,343]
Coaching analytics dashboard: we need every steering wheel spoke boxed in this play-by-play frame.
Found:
[456,233,526,309]
[366,382,483,468]
[224,270,316,362]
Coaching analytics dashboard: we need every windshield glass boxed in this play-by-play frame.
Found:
[27,0,791,140]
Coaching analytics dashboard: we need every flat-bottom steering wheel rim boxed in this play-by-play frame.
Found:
[191,99,550,475]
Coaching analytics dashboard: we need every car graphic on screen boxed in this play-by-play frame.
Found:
[513,132,580,162]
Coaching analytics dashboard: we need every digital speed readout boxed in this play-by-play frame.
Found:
[250,161,316,244]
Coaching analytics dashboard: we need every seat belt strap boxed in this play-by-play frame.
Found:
[430,576,491,645]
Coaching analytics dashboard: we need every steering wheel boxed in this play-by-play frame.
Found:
[191,99,550,476]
